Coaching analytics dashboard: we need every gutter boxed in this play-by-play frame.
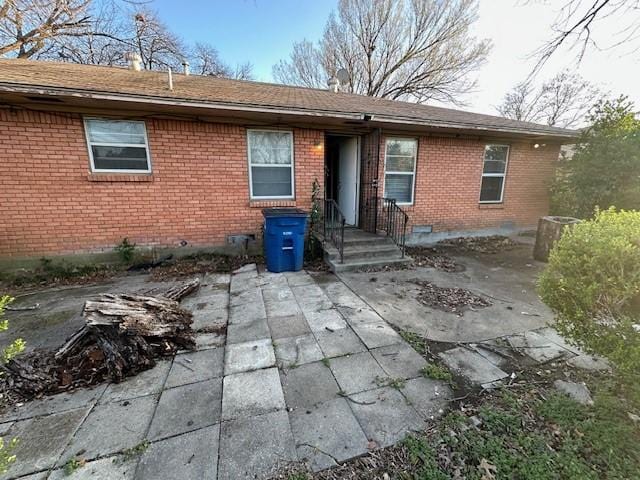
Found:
[0,82,579,140]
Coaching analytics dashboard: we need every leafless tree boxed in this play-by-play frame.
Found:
[497,71,600,128]
[189,42,253,79]
[0,0,92,58]
[273,0,490,105]
[530,0,640,74]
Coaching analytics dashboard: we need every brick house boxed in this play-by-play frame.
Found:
[0,59,576,270]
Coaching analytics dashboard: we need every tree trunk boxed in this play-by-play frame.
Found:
[533,216,581,262]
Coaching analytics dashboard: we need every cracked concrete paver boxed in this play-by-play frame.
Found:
[290,398,369,472]
[506,330,574,363]
[0,408,89,479]
[274,333,324,367]
[438,347,509,385]
[401,377,452,420]
[59,395,157,464]
[136,425,220,480]
[49,455,137,480]
[218,410,297,480]
[371,343,428,380]
[349,386,425,448]
[329,351,389,395]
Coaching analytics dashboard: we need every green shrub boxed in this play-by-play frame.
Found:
[114,238,137,264]
[538,208,640,374]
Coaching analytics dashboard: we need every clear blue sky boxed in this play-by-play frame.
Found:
[154,0,337,82]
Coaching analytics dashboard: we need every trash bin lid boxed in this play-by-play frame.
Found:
[262,208,308,218]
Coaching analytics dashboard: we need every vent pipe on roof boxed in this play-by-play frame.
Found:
[124,52,142,71]
[168,68,174,91]
[327,76,340,93]
[182,60,190,76]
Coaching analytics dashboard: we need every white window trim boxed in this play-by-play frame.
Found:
[83,117,152,174]
[247,129,295,200]
[479,144,510,204]
[383,137,417,206]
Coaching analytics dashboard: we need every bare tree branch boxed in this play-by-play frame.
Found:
[497,71,600,128]
[272,0,490,105]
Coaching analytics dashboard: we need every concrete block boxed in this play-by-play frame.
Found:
[226,318,271,344]
[303,309,347,332]
[280,361,340,410]
[60,396,156,464]
[274,334,324,368]
[348,387,425,448]
[229,301,267,325]
[290,398,369,472]
[507,331,574,363]
[49,455,136,480]
[230,287,262,307]
[222,368,285,420]
[351,321,403,349]
[100,361,171,403]
[438,347,509,385]
[265,300,301,318]
[329,352,389,394]
[165,348,224,389]
[267,314,310,340]
[218,410,297,480]
[314,327,367,358]
[1,408,89,479]
[370,343,428,380]
[284,271,315,287]
[147,378,222,441]
[401,377,452,420]
[137,425,219,480]
[224,338,276,375]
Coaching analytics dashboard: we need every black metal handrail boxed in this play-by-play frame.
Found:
[379,197,409,258]
[322,198,346,263]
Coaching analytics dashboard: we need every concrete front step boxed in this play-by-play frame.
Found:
[326,254,412,273]
[326,243,404,263]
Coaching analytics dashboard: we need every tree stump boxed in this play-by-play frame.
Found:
[533,216,581,261]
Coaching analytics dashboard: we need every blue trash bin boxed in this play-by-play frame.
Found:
[262,208,309,273]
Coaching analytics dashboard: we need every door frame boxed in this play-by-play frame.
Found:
[326,133,361,226]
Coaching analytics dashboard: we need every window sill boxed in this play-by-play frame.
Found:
[87,173,154,182]
[249,200,297,208]
[478,202,505,209]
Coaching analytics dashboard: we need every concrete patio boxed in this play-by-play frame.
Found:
[0,265,452,479]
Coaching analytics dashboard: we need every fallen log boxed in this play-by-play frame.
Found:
[1,279,200,405]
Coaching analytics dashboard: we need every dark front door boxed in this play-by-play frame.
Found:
[358,129,381,233]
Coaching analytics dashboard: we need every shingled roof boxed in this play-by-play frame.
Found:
[0,59,577,139]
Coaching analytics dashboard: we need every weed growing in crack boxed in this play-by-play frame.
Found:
[421,363,452,382]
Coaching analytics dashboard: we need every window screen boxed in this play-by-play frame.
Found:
[248,130,294,199]
[85,119,151,172]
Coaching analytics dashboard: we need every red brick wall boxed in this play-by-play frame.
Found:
[0,109,324,257]
[378,135,559,234]
[0,109,559,259]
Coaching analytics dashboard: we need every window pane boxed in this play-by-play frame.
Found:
[87,119,146,145]
[386,139,416,156]
[92,146,149,170]
[385,174,413,203]
[480,176,504,202]
[251,166,292,197]
[248,131,292,165]
[386,155,415,172]
[483,160,506,174]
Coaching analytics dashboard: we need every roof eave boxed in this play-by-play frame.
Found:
[0,82,579,141]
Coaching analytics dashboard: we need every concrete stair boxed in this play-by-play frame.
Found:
[322,228,412,273]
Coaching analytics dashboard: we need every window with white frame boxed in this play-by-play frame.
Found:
[247,130,294,199]
[84,118,151,173]
[480,144,509,203]
[384,138,417,204]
